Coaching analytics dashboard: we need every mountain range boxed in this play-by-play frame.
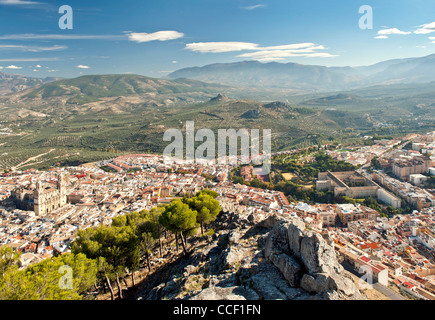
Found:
[2,53,435,97]
[168,53,435,92]
[0,72,59,95]
[0,64,434,170]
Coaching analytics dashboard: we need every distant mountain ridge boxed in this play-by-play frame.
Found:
[0,72,59,95]
[169,54,435,92]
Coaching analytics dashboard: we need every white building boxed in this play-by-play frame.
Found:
[410,174,428,186]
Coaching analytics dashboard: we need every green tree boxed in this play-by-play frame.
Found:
[0,247,97,300]
[140,232,155,271]
[196,189,219,199]
[71,225,139,300]
[159,199,198,256]
[187,194,221,235]
[147,205,166,257]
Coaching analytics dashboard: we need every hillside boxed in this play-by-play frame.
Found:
[134,212,366,300]
[0,72,58,95]
[0,74,227,119]
[1,72,434,172]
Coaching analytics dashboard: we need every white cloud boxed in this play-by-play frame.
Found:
[377,28,411,38]
[6,65,22,69]
[414,22,435,34]
[0,31,184,43]
[35,65,42,68]
[374,35,388,39]
[127,31,184,43]
[76,65,90,69]
[430,37,435,43]
[0,34,124,40]
[0,44,67,52]
[261,43,323,50]
[238,49,337,62]
[0,0,43,5]
[0,57,58,62]
[185,41,336,61]
[185,42,259,53]
[240,4,266,10]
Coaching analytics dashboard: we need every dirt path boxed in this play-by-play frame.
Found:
[11,148,56,171]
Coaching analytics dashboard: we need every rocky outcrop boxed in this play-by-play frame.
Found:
[135,213,365,301]
[209,93,229,103]
[263,215,364,300]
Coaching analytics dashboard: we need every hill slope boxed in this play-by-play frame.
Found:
[0,74,228,119]
[0,72,58,95]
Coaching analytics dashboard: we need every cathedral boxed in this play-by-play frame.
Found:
[12,173,68,216]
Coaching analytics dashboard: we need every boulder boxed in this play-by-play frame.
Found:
[269,253,303,287]
[262,215,365,300]
[228,229,241,245]
[264,220,290,259]
[287,218,306,258]
[299,231,343,275]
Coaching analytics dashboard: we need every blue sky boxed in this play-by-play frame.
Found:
[0,0,434,78]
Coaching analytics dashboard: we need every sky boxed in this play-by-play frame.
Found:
[0,0,434,78]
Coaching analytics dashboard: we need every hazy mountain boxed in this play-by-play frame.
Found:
[0,72,59,95]
[369,54,435,84]
[169,61,368,92]
[168,54,435,91]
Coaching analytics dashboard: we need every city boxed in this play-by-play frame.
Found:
[1,0,435,314]
[1,131,435,300]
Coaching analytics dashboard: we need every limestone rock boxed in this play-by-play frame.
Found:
[269,253,303,287]
[191,286,259,300]
[228,229,241,245]
[299,232,343,275]
[287,218,306,258]
[263,215,365,300]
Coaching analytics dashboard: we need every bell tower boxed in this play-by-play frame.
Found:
[33,181,44,216]
[57,172,66,195]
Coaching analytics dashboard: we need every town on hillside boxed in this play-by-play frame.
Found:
[1,131,435,300]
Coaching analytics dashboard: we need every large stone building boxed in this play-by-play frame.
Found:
[12,173,67,216]
[317,171,401,209]
[317,171,379,198]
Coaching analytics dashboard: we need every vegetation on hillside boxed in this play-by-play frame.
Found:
[0,190,220,300]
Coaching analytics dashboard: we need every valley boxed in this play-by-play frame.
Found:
[0,70,434,172]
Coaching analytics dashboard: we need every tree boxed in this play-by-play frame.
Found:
[159,199,198,256]
[196,189,219,199]
[146,205,166,257]
[0,246,21,275]
[0,246,97,300]
[371,157,381,169]
[187,194,221,235]
[71,225,139,300]
[140,232,155,271]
